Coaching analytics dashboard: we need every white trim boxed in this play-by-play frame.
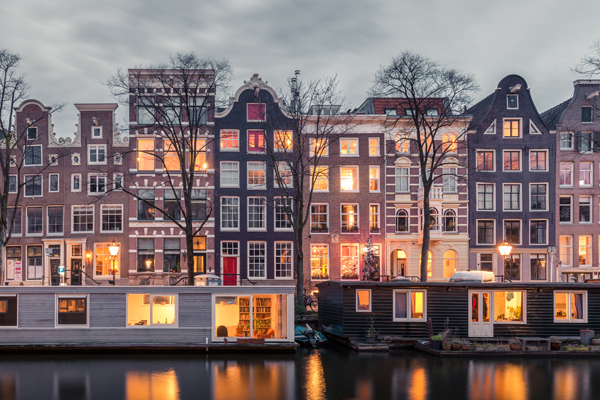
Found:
[55,294,89,328]
[553,291,587,323]
[392,289,427,322]
[356,289,372,312]
[340,138,359,157]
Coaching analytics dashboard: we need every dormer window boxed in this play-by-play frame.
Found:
[426,109,439,116]
[582,106,593,123]
[507,94,518,110]
[92,127,102,138]
[384,108,397,116]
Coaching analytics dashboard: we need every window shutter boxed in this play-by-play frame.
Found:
[593,132,600,152]
[576,131,581,152]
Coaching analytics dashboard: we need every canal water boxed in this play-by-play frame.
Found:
[0,345,597,400]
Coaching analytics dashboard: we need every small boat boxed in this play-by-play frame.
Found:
[295,324,327,347]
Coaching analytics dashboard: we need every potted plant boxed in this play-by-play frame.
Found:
[550,336,562,351]
[451,340,461,351]
[365,316,377,343]
[461,340,472,351]
[509,337,521,351]
[431,334,443,350]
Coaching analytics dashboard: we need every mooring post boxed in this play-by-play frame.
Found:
[428,318,433,346]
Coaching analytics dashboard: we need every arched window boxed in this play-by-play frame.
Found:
[443,250,457,278]
[419,251,433,278]
[444,210,456,232]
[429,208,438,231]
[396,210,409,232]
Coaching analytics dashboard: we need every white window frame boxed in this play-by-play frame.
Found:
[392,290,427,322]
[88,173,107,195]
[72,205,94,234]
[310,244,330,280]
[100,204,123,233]
[26,206,43,236]
[220,161,240,188]
[395,167,410,193]
[220,129,239,151]
[579,162,593,187]
[247,161,266,190]
[247,103,266,122]
[503,183,522,212]
[71,173,82,193]
[559,163,573,187]
[506,94,519,110]
[274,197,293,231]
[369,203,380,234]
[529,219,548,245]
[88,144,107,165]
[247,241,266,279]
[503,219,522,246]
[247,196,267,231]
[560,132,574,150]
[55,294,89,328]
[340,203,359,233]
[8,175,17,193]
[559,195,573,224]
[553,291,587,323]
[275,162,293,188]
[309,138,329,157]
[47,205,64,236]
[502,150,521,172]
[310,203,329,234]
[529,183,548,212]
[579,195,593,224]
[274,241,293,279]
[476,150,495,172]
[24,175,42,198]
[578,235,592,267]
[582,106,594,124]
[311,166,329,192]
[476,183,495,211]
[24,145,42,166]
[476,219,495,246]
[126,294,179,328]
[368,137,380,157]
[220,196,239,231]
[559,235,573,267]
[340,138,359,156]
[356,289,372,312]
[529,150,548,172]
[503,118,522,138]
[49,173,59,193]
[580,131,593,153]
[369,166,380,193]
[340,166,359,192]
[113,173,123,191]
[92,126,102,139]
[492,290,527,324]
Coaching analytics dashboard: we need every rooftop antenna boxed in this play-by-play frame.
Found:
[291,70,300,114]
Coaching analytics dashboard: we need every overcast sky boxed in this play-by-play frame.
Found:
[1,0,598,136]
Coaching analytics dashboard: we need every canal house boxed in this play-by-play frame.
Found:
[317,281,598,342]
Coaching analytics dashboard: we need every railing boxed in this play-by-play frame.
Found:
[417,187,443,201]
[222,273,257,286]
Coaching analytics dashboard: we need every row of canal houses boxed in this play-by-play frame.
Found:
[4,71,600,290]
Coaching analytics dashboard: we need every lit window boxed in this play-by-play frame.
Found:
[340,138,358,156]
[559,235,573,267]
[494,291,525,322]
[554,291,587,323]
[275,162,293,188]
[220,130,239,150]
[310,138,328,156]
[137,139,155,171]
[247,130,265,152]
[579,235,592,266]
[369,204,379,233]
[311,167,328,191]
[444,210,456,232]
[356,289,371,312]
[274,131,292,151]
[393,290,426,321]
[163,139,180,171]
[369,138,380,156]
[369,167,380,192]
[127,294,176,326]
[442,134,457,152]
[311,245,329,280]
[580,162,592,186]
[247,103,266,122]
[443,250,457,278]
[95,243,120,277]
[191,138,207,170]
[396,138,409,153]
[396,210,409,232]
[57,296,88,325]
[341,244,359,280]
[310,204,328,233]
[137,238,155,272]
[503,119,520,137]
[0,295,17,326]
[341,204,359,233]
[340,166,358,191]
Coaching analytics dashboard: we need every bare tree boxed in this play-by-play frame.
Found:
[574,40,600,76]
[260,72,355,303]
[0,49,65,284]
[370,51,478,281]
[107,53,232,285]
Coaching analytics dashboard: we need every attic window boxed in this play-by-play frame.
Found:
[27,127,37,140]
[485,121,496,134]
[384,108,397,116]
[426,109,439,116]
[507,95,518,110]
[582,106,593,123]
[529,120,540,134]
[405,109,416,116]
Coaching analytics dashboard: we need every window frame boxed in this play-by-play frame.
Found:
[274,130,293,152]
[24,175,42,197]
[101,204,123,233]
[310,203,329,234]
[47,205,64,235]
[247,161,266,190]
[502,150,521,172]
[579,162,593,187]
[247,130,265,153]
[88,144,107,166]
[274,241,293,279]
[529,183,548,212]
[476,150,495,172]
[56,295,89,327]
[247,103,266,122]
[369,203,380,233]
[220,129,239,151]
[476,219,495,245]
[356,289,372,312]
[503,219,522,246]
[247,241,267,279]
[503,183,521,212]
[369,166,380,193]
[274,197,293,231]
[476,183,495,211]
[72,205,94,234]
[340,166,359,192]
[126,294,178,328]
[492,290,527,324]
[71,173,81,193]
[369,137,380,157]
[392,290,427,322]
[220,161,240,188]
[579,195,592,224]
[24,145,42,166]
[311,166,329,192]
[559,195,573,223]
[220,196,239,231]
[560,132,574,150]
[503,118,521,138]
[340,204,359,233]
[340,138,359,156]
[309,138,329,157]
[310,244,329,280]
[88,173,107,195]
[582,106,593,123]
[559,163,573,187]
[529,219,547,245]
[49,173,59,193]
[554,291,587,323]
[247,196,267,231]
[506,94,519,110]
[529,150,548,172]
[26,206,43,236]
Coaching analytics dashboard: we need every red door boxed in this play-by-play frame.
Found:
[223,257,237,286]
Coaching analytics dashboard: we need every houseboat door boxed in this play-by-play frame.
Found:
[222,257,237,286]
[468,291,493,337]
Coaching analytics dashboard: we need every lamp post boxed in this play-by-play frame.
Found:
[498,241,513,283]
[108,242,120,286]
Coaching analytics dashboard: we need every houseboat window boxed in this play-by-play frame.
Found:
[0,296,17,326]
[356,290,371,312]
[57,296,87,325]
[393,290,426,321]
[493,291,525,323]
[127,294,176,326]
[214,295,288,340]
[554,291,587,323]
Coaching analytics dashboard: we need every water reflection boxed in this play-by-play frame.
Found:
[0,350,598,399]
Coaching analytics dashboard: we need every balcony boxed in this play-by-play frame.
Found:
[417,187,443,201]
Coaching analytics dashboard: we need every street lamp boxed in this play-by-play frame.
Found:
[498,241,512,282]
[108,242,120,286]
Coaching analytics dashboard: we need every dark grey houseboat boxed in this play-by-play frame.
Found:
[317,281,598,341]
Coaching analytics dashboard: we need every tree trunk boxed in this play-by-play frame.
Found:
[296,226,305,306]
[420,187,431,282]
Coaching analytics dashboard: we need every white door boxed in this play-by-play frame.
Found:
[468,291,493,337]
